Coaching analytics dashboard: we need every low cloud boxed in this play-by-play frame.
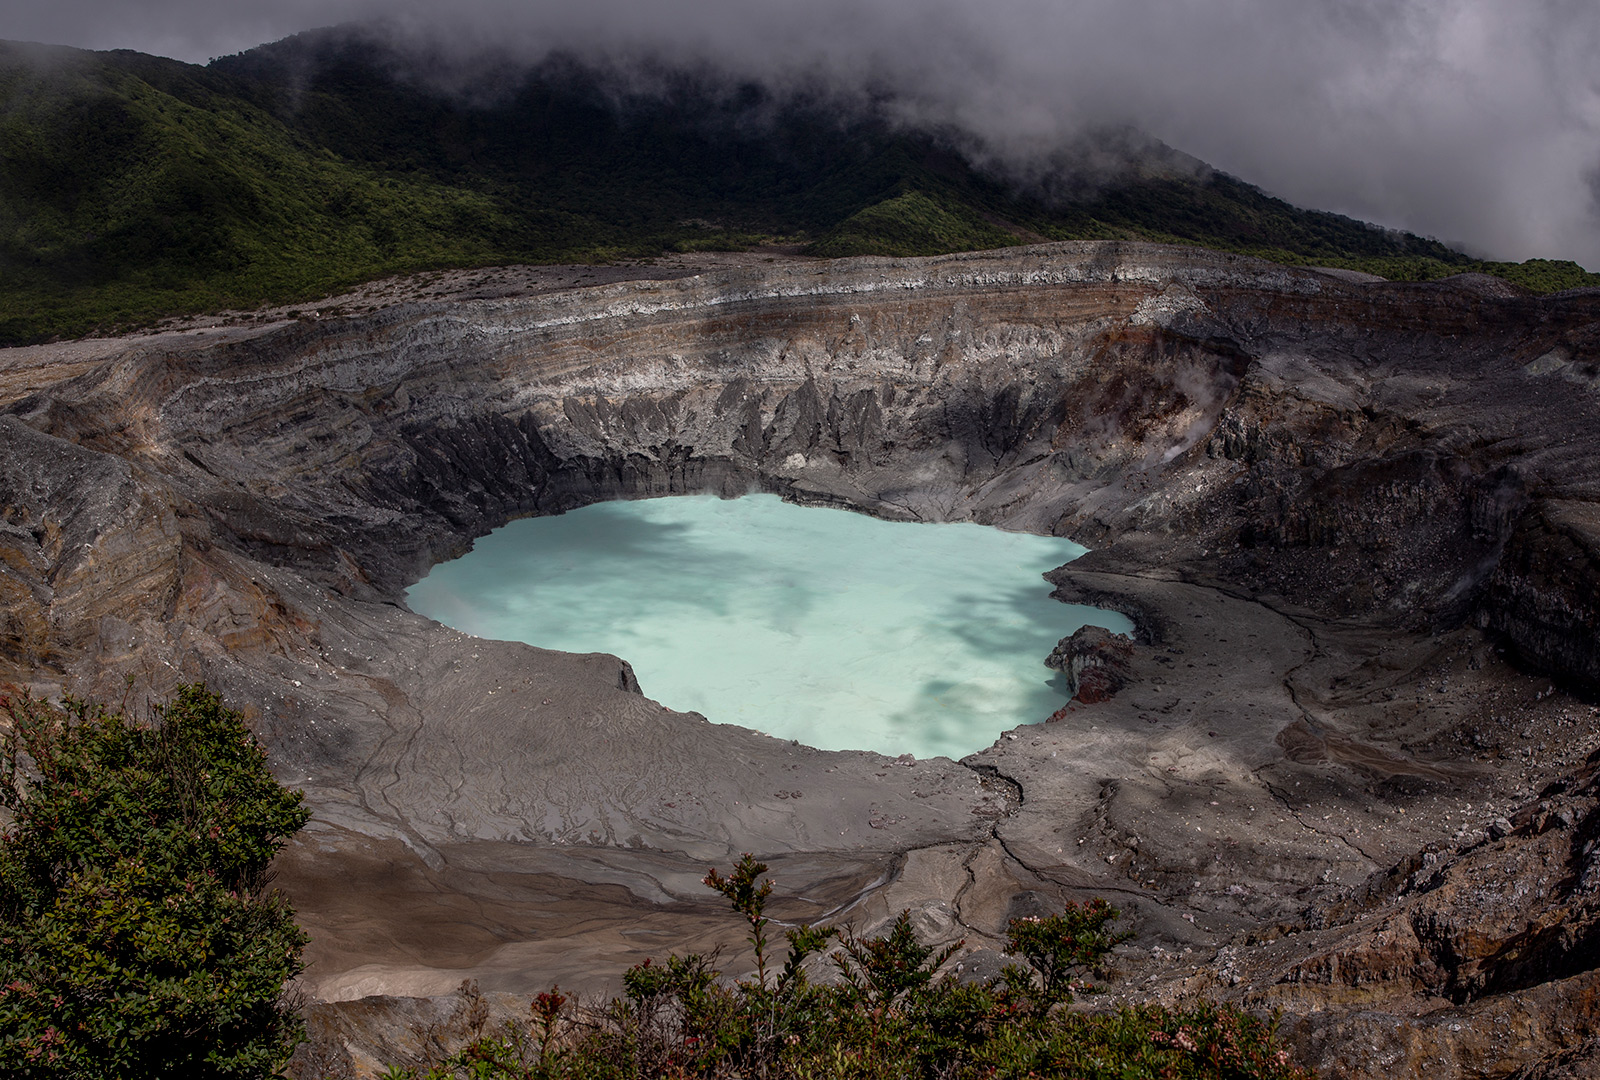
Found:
[10,0,1600,267]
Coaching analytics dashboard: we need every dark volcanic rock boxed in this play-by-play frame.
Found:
[1046,624,1135,703]
[1489,499,1600,690]
[1242,751,1600,1076]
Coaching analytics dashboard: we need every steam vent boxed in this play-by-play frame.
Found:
[8,242,1600,1076]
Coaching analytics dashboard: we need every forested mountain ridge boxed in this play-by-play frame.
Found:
[2,28,1595,345]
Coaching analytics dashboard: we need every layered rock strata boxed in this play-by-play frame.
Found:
[3,243,1600,1076]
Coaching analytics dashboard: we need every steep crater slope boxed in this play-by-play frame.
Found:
[5,242,1600,1076]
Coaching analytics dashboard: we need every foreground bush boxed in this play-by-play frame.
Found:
[384,855,1310,1080]
[0,685,310,1078]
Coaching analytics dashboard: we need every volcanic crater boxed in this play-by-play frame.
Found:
[6,242,1600,1077]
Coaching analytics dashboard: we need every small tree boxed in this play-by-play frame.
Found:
[1004,898,1132,1004]
[835,910,960,1010]
[702,853,838,997]
[0,684,310,1078]
[704,854,776,989]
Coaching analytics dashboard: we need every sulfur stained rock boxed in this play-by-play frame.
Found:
[1046,623,1135,703]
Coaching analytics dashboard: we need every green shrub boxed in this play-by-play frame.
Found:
[1002,899,1133,1005]
[835,910,960,1010]
[0,684,310,1078]
[806,189,1021,258]
[383,856,1312,1080]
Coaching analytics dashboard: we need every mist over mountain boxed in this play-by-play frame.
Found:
[10,0,1600,274]
[1,22,1596,344]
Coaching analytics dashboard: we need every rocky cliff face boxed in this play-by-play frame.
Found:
[4,243,1600,1077]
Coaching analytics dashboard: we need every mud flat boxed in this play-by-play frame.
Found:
[4,243,1600,1077]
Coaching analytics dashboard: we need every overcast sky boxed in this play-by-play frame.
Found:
[6,0,1599,268]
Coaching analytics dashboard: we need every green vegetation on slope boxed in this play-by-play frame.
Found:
[1,30,1595,345]
[0,684,309,1078]
[381,855,1309,1080]
[0,42,551,343]
[808,188,1022,258]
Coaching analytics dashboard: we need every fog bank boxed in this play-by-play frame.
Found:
[10,0,1600,268]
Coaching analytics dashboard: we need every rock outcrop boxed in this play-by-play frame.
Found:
[1047,624,1135,703]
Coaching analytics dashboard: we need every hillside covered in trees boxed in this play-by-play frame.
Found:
[1,28,1595,345]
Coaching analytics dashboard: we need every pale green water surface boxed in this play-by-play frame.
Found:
[407,494,1132,759]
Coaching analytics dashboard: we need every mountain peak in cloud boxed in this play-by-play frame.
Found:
[5,0,1600,268]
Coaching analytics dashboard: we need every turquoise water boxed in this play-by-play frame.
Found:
[407,494,1132,759]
